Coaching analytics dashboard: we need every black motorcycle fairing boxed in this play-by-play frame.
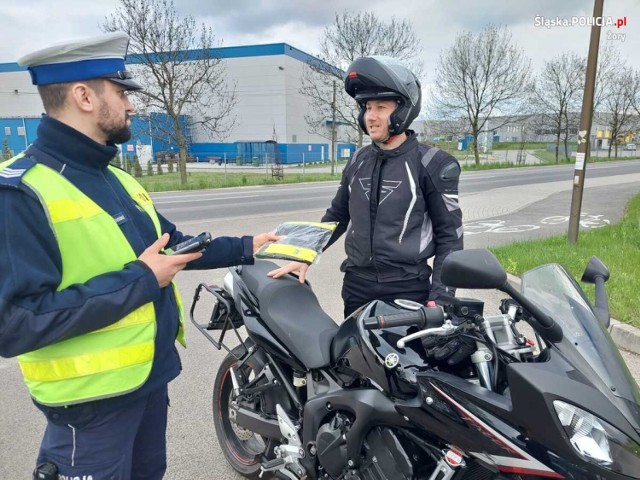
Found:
[331,300,443,398]
[507,352,640,463]
[402,376,569,479]
[237,260,338,369]
[521,264,640,434]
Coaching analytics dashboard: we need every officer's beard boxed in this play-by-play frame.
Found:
[98,103,132,145]
[105,124,132,145]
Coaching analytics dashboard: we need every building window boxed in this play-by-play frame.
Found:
[4,127,10,135]
[292,134,297,143]
[17,127,25,136]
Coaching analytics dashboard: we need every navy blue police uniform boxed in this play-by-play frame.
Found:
[0,32,255,479]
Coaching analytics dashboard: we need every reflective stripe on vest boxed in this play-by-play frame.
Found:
[4,160,184,406]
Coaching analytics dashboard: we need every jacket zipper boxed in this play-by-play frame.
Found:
[369,152,385,275]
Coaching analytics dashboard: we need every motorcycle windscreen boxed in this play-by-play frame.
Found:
[521,264,640,431]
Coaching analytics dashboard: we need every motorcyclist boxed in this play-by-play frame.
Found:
[269,56,463,318]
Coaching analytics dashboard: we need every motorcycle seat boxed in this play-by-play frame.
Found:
[238,260,339,369]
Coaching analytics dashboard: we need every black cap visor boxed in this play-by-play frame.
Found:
[102,70,143,91]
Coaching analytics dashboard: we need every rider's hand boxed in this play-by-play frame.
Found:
[267,261,310,283]
[252,232,283,253]
[138,234,203,288]
[423,334,476,365]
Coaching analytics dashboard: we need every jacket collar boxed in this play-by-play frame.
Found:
[371,130,418,158]
[33,115,119,172]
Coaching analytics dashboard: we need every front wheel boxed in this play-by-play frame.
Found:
[213,343,278,478]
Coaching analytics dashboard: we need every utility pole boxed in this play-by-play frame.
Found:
[331,80,337,176]
[568,0,603,243]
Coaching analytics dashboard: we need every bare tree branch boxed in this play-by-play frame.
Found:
[103,0,237,186]
[300,10,424,150]
[601,65,640,158]
[431,25,531,165]
[528,52,585,162]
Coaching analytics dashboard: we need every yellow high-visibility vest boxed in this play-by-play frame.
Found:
[0,155,185,406]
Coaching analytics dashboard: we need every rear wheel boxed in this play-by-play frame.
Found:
[213,343,279,478]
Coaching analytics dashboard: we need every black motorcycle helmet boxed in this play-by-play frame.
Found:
[344,56,421,138]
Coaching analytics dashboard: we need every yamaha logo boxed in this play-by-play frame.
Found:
[384,353,399,369]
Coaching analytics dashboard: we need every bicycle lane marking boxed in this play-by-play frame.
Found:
[465,213,610,235]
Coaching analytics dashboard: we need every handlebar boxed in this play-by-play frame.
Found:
[363,307,445,330]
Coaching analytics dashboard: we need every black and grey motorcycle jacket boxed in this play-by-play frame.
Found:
[322,132,463,301]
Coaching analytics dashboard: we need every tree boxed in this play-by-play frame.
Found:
[103,0,238,187]
[529,52,585,162]
[2,138,13,160]
[156,157,164,175]
[594,42,623,113]
[146,160,154,176]
[432,25,531,165]
[133,154,143,177]
[111,154,122,168]
[300,10,424,171]
[601,66,640,158]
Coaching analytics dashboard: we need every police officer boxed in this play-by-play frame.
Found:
[269,56,463,317]
[0,32,278,478]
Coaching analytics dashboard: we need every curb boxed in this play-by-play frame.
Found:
[506,274,639,356]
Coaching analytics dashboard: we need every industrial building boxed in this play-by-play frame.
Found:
[0,43,356,165]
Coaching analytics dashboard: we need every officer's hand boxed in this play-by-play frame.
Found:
[139,234,203,288]
[252,232,283,253]
[267,261,310,283]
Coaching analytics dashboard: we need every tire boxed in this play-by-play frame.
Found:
[213,342,279,479]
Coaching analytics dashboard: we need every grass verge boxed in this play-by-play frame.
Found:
[532,150,640,164]
[490,194,640,328]
[136,171,342,192]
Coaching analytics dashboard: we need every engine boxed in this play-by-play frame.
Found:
[316,413,413,480]
[316,413,350,478]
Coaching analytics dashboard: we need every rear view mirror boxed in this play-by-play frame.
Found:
[581,256,610,328]
[441,249,507,290]
[581,256,610,284]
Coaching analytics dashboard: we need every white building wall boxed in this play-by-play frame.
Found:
[0,71,44,116]
[0,46,329,146]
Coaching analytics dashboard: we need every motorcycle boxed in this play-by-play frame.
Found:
[190,249,640,480]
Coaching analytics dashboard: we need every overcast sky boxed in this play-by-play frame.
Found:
[2,0,639,85]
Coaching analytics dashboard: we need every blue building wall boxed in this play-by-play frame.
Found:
[0,117,40,156]
[0,115,355,165]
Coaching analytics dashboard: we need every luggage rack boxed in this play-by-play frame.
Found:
[189,283,248,359]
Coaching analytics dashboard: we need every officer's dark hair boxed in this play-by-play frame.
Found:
[37,79,106,114]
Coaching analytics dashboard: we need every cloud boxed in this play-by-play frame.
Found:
[179,0,383,35]
[1,0,638,81]
[0,0,118,62]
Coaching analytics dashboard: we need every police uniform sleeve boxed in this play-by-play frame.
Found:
[422,151,464,301]
[157,213,254,269]
[0,189,161,358]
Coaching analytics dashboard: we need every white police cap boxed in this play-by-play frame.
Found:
[17,32,142,91]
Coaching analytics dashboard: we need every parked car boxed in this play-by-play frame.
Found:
[625,143,636,151]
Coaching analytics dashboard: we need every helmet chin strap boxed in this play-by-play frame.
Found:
[374,131,402,146]
[381,134,400,145]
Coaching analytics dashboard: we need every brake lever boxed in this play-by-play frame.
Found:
[396,319,461,349]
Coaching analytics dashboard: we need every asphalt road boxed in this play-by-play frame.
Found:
[154,159,640,223]
[1,160,639,479]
